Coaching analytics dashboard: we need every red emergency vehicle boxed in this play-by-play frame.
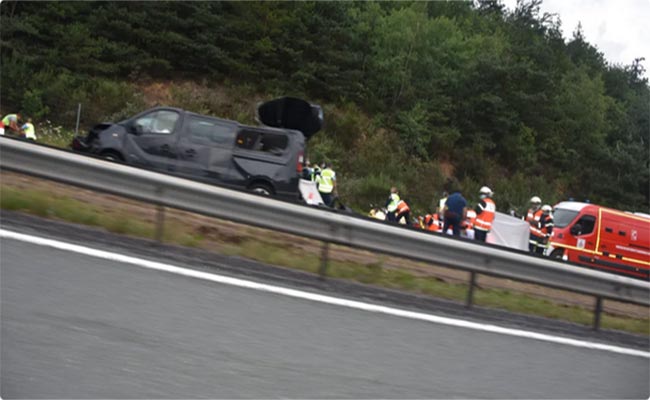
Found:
[548,201,650,280]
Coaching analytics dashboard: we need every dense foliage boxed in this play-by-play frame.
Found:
[1,0,648,214]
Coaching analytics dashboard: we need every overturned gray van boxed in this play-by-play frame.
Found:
[72,98,322,201]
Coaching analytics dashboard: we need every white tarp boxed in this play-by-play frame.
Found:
[487,212,529,251]
[299,179,324,205]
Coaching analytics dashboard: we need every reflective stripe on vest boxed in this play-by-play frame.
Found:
[317,168,335,193]
[474,198,496,231]
[387,193,400,212]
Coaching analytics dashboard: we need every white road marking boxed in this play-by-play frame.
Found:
[2,228,649,359]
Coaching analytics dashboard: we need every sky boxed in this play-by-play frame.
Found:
[500,0,650,67]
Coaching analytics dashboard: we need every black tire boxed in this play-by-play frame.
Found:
[101,151,123,162]
[250,183,273,196]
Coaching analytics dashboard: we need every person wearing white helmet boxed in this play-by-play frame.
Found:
[473,186,496,242]
[538,204,554,255]
[526,196,545,253]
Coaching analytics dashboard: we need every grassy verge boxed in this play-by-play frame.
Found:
[1,185,648,336]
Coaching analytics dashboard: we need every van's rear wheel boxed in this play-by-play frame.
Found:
[250,183,273,196]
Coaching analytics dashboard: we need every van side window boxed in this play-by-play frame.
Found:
[573,215,596,235]
[235,130,288,155]
[134,110,179,135]
[187,117,235,147]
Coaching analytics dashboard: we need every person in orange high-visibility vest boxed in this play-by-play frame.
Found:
[395,198,411,225]
[474,186,496,242]
[423,213,442,232]
[432,213,442,232]
[525,196,545,253]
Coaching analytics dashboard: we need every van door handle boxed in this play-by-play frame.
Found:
[160,144,171,153]
[185,149,196,158]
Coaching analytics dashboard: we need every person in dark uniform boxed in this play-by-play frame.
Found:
[442,184,467,236]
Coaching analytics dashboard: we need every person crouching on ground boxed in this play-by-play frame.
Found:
[20,118,36,141]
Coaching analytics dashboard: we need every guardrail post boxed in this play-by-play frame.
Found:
[155,204,166,243]
[593,296,603,331]
[466,271,477,308]
[154,185,166,243]
[318,241,330,280]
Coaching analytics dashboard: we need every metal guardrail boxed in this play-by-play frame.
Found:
[1,139,649,328]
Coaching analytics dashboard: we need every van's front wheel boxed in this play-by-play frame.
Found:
[101,150,123,162]
[250,183,273,196]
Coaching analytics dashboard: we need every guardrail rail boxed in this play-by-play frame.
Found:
[1,138,649,330]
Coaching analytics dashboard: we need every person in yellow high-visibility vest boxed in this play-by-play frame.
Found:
[315,162,336,207]
[385,187,400,222]
[20,118,36,141]
[1,113,21,136]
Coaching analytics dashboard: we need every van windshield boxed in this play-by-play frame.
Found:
[554,209,580,228]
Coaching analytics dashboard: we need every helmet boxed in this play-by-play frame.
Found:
[542,204,552,213]
[530,196,541,204]
[479,186,493,196]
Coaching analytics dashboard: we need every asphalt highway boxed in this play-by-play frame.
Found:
[2,229,649,398]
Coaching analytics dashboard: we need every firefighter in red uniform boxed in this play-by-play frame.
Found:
[526,196,546,253]
[474,186,496,242]
[539,204,554,255]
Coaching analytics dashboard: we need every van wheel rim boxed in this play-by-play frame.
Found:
[253,187,270,195]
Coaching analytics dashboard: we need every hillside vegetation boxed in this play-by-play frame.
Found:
[1,1,648,214]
